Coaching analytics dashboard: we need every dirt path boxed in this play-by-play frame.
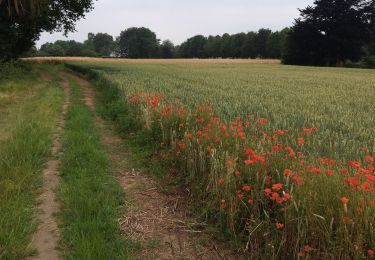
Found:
[28,75,70,259]
[66,71,241,260]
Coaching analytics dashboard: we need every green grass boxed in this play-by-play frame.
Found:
[0,66,64,258]
[58,81,128,259]
[70,62,375,161]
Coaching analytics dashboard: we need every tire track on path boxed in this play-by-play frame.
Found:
[28,75,70,260]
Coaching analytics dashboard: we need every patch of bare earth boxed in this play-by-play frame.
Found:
[27,75,70,260]
[67,71,243,260]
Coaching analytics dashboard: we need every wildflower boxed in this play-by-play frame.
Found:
[247,199,254,204]
[303,128,312,135]
[238,131,246,139]
[220,199,226,209]
[304,245,313,252]
[233,170,241,176]
[218,178,225,184]
[226,160,234,166]
[272,183,283,191]
[298,137,304,146]
[341,197,349,204]
[366,174,375,183]
[264,188,272,195]
[186,133,193,139]
[283,193,291,201]
[365,155,374,163]
[368,250,374,256]
[243,185,251,192]
[347,177,359,187]
[177,142,186,150]
[325,169,334,176]
[284,169,293,176]
[312,127,318,132]
[276,222,284,229]
[245,148,255,156]
[237,193,244,200]
[349,161,361,168]
[244,159,256,165]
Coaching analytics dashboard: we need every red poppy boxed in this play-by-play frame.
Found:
[365,155,374,163]
[284,169,293,176]
[177,142,186,149]
[272,183,283,191]
[341,197,349,204]
[349,161,361,168]
[325,169,334,176]
[186,133,193,139]
[233,170,241,176]
[304,245,313,252]
[243,185,251,192]
[298,137,304,146]
[245,148,255,156]
[276,222,284,229]
[347,177,359,186]
[247,199,254,204]
[218,178,225,184]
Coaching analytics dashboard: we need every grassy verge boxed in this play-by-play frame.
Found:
[0,67,64,258]
[58,81,128,259]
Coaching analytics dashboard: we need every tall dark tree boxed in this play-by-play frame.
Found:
[231,33,247,58]
[92,33,114,56]
[241,32,257,58]
[118,27,159,58]
[0,0,95,62]
[160,40,175,58]
[204,35,222,58]
[283,0,374,66]
[255,29,272,58]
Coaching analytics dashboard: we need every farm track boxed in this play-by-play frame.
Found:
[65,72,241,259]
[28,74,70,260]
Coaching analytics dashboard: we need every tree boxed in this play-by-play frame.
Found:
[241,32,257,58]
[0,0,94,62]
[39,43,65,56]
[160,40,175,58]
[231,33,247,58]
[283,0,374,66]
[204,35,222,58]
[92,33,114,56]
[221,33,234,58]
[255,29,272,58]
[118,27,159,58]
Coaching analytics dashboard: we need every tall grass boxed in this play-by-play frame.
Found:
[58,81,128,259]
[68,63,375,259]
[0,79,64,258]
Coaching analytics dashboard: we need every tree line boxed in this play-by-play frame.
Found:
[32,28,289,60]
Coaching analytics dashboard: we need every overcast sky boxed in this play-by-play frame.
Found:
[37,0,314,47]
